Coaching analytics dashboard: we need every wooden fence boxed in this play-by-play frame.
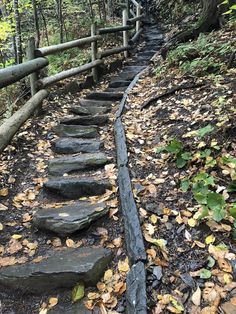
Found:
[0,0,143,153]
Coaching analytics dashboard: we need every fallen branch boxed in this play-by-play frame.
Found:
[141,82,205,110]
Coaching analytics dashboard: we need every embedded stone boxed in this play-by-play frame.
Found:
[54,124,98,138]
[79,98,113,108]
[0,248,112,294]
[48,152,108,175]
[61,114,108,126]
[52,138,103,154]
[44,176,112,199]
[86,92,123,101]
[34,201,108,235]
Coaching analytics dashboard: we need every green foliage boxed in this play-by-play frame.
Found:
[166,34,232,76]
[155,139,192,168]
[221,0,236,14]
[196,124,215,138]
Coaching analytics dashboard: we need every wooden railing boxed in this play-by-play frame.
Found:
[0,2,144,153]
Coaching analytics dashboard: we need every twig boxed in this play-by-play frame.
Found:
[141,82,206,110]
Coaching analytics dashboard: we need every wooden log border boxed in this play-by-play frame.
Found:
[114,66,149,313]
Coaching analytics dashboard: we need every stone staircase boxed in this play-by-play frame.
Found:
[0,24,163,313]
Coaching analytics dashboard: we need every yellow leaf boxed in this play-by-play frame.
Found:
[118,257,129,273]
[48,297,58,308]
[150,214,158,224]
[205,234,215,245]
[66,239,75,248]
[104,269,113,281]
[0,188,8,197]
[11,234,22,239]
[188,218,197,227]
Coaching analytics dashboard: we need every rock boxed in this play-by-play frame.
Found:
[146,34,163,41]
[79,98,113,108]
[86,92,123,101]
[109,80,130,88]
[221,301,236,314]
[153,266,163,281]
[69,106,90,116]
[126,262,147,314]
[44,176,112,199]
[118,72,137,80]
[52,138,103,154]
[70,105,110,116]
[122,65,146,73]
[106,87,127,93]
[61,114,108,126]
[180,273,196,289]
[54,124,98,139]
[0,248,112,294]
[34,201,109,235]
[86,106,111,115]
[137,51,156,57]
[48,153,108,175]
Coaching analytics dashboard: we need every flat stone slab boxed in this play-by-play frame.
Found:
[122,66,146,73]
[109,80,130,88]
[34,201,108,235]
[54,125,98,139]
[61,114,108,126]
[79,98,113,108]
[138,51,156,57]
[0,248,112,294]
[118,72,137,80]
[52,138,103,154]
[48,153,108,175]
[86,92,123,101]
[44,176,112,199]
[68,106,90,116]
[70,105,110,115]
[106,87,127,93]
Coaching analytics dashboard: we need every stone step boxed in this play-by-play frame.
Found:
[34,201,108,236]
[108,80,130,88]
[61,114,108,126]
[122,65,146,73]
[54,124,98,139]
[52,138,103,154]
[44,176,112,199]
[70,105,110,115]
[137,51,156,57]
[86,91,123,101]
[48,153,108,175]
[106,87,127,93]
[0,248,112,294]
[146,34,164,41]
[68,106,90,116]
[117,71,137,80]
[79,98,114,108]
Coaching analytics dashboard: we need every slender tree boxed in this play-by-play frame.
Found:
[13,0,23,63]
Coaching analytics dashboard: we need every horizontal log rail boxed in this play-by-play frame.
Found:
[130,0,139,6]
[35,35,101,57]
[0,90,48,153]
[37,59,103,88]
[98,46,131,59]
[0,58,48,89]
[98,25,133,34]
[129,28,143,44]
[127,14,144,24]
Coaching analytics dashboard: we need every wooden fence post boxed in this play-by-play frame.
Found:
[27,37,38,97]
[91,23,98,83]
[123,9,128,58]
[136,4,141,33]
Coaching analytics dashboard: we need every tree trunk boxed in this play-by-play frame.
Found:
[13,0,23,64]
[161,0,221,59]
[32,0,40,47]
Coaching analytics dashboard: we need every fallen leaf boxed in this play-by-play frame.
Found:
[192,286,201,306]
[72,281,84,303]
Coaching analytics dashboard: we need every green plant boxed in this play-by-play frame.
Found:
[181,172,226,222]
[155,139,192,168]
